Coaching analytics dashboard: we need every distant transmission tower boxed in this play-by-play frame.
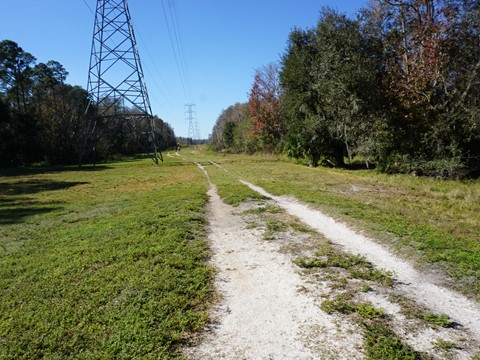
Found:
[185,103,200,145]
[81,0,161,165]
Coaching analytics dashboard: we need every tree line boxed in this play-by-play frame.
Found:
[212,1,479,178]
[0,40,176,167]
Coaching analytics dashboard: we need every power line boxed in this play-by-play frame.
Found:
[133,23,183,116]
[81,0,95,16]
[160,0,192,103]
[169,0,192,99]
[141,64,177,121]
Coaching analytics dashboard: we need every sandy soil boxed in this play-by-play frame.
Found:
[183,160,480,359]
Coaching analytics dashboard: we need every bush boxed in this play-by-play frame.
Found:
[378,153,467,179]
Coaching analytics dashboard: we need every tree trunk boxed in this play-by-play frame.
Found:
[334,142,345,167]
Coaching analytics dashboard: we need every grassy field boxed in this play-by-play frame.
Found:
[0,156,212,359]
[1,148,479,357]
[183,149,480,301]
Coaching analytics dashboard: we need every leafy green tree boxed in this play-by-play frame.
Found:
[210,2,479,177]
[281,8,385,167]
[0,40,36,116]
[211,103,249,151]
[0,39,177,166]
[0,97,14,166]
[30,61,78,163]
[222,121,237,148]
[280,28,325,166]
[0,40,39,164]
[154,116,176,150]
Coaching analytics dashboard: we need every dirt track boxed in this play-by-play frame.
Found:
[183,159,480,359]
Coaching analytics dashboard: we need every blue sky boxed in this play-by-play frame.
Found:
[1,0,367,138]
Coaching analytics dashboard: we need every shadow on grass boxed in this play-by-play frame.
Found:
[0,180,89,196]
[0,165,112,178]
[0,180,88,224]
[0,205,63,225]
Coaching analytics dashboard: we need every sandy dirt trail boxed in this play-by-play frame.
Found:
[183,158,480,359]
[186,163,363,359]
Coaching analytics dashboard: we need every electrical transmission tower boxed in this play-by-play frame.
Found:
[80,0,161,165]
[185,103,200,145]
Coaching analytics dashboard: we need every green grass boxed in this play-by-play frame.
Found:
[320,293,418,359]
[265,217,288,232]
[0,157,212,359]
[432,338,459,351]
[295,250,394,287]
[241,205,283,215]
[320,294,384,320]
[320,293,356,315]
[420,313,453,328]
[201,162,266,206]
[356,304,384,320]
[363,322,418,360]
[211,154,480,300]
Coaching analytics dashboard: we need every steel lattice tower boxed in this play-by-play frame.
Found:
[81,0,161,164]
[185,103,200,145]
